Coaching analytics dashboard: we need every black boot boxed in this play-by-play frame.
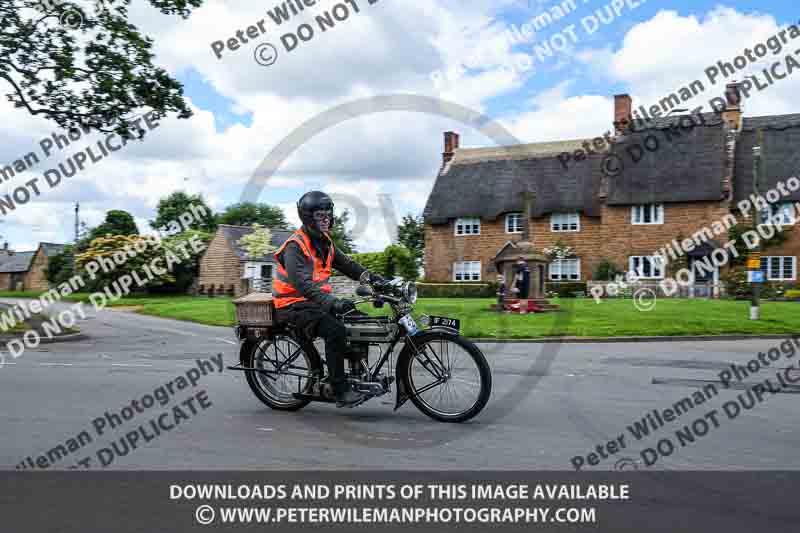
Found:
[334,380,365,408]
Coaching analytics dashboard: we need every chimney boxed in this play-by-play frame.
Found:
[722,81,743,131]
[614,94,632,135]
[443,131,460,164]
[520,187,535,244]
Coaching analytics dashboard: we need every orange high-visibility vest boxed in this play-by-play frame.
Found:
[272,229,334,309]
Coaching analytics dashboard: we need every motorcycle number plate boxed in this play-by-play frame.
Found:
[399,314,419,335]
[430,316,460,332]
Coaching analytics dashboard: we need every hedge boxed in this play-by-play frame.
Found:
[417,282,498,298]
[546,282,588,298]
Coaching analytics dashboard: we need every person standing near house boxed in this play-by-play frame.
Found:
[496,274,506,311]
[272,191,387,407]
[515,260,531,299]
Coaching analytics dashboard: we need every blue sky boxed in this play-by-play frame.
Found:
[1,0,798,251]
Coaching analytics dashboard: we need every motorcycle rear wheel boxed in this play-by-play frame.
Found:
[242,335,321,411]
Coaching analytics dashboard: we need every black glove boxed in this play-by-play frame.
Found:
[368,272,389,287]
[332,298,356,315]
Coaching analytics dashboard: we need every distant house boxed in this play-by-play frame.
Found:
[197,225,292,297]
[0,242,66,291]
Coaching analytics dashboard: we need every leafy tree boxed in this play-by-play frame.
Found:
[237,224,276,259]
[217,202,289,229]
[150,191,217,233]
[0,0,200,137]
[75,234,173,291]
[329,209,356,254]
[397,214,424,267]
[158,229,212,292]
[46,244,75,286]
[384,245,418,280]
[90,209,139,240]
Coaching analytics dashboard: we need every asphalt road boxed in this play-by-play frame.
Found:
[1,299,799,470]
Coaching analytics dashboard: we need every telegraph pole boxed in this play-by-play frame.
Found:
[74,202,80,242]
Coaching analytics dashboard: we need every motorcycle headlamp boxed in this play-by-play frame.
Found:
[402,281,417,304]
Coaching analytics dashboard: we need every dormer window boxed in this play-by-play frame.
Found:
[551,212,580,232]
[455,217,480,236]
[506,213,523,234]
[631,204,664,225]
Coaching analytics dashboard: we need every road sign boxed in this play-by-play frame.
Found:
[747,258,761,269]
[748,271,765,283]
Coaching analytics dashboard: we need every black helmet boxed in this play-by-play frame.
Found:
[297,190,334,233]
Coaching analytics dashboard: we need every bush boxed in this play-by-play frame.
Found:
[352,246,418,281]
[722,266,797,299]
[786,290,800,299]
[546,282,588,298]
[594,258,622,281]
[417,282,497,298]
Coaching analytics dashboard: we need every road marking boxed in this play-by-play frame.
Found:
[213,337,237,345]
[110,363,154,368]
[257,427,274,432]
[39,363,74,367]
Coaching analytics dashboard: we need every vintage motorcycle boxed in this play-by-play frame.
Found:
[229,275,492,423]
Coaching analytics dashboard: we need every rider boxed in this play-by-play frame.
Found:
[272,191,387,407]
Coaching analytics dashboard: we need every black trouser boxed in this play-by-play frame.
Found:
[276,302,348,393]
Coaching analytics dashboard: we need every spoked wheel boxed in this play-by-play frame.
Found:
[243,334,321,411]
[402,332,492,423]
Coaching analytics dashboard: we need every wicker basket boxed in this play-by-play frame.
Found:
[233,292,275,326]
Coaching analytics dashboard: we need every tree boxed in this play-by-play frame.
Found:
[237,224,276,259]
[90,209,139,240]
[46,244,75,286]
[150,191,217,233]
[329,209,356,254]
[75,234,174,291]
[397,214,424,267]
[217,202,289,229]
[0,0,199,137]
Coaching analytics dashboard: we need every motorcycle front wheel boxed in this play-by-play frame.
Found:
[401,332,492,423]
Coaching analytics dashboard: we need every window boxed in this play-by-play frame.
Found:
[629,256,664,279]
[549,259,580,281]
[454,261,481,281]
[455,217,481,236]
[506,213,523,233]
[760,203,797,225]
[243,262,271,279]
[260,264,273,281]
[760,256,796,281]
[631,204,664,225]
[550,212,580,232]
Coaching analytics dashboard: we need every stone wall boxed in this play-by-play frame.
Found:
[24,247,50,292]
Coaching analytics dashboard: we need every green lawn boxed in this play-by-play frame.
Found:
[1,292,797,338]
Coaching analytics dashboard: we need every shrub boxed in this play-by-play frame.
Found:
[417,282,496,298]
[593,258,622,281]
[352,251,388,276]
[722,266,797,299]
[546,282,587,298]
[786,290,800,299]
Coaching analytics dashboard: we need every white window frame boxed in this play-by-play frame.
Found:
[454,217,481,236]
[243,261,271,280]
[506,213,523,234]
[631,204,664,225]
[760,256,797,281]
[453,261,482,282]
[628,256,665,280]
[549,258,580,281]
[550,212,580,232]
[760,202,797,226]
